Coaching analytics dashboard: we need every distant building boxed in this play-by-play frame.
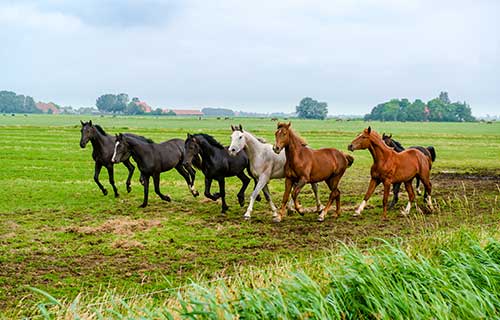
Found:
[36,102,60,114]
[163,109,203,116]
[136,101,152,113]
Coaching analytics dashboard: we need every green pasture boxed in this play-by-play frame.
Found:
[0,114,499,317]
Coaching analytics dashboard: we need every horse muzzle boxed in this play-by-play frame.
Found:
[272,145,281,154]
[228,147,238,156]
[348,144,354,152]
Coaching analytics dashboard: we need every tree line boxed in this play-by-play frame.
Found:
[365,92,475,122]
[0,91,40,113]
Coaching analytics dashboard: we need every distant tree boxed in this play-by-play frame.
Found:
[201,107,235,117]
[439,91,451,104]
[125,101,145,115]
[296,97,328,120]
[96,93,129,113]
[164,110,176,116]
[151,108,164,115]
[0,91,40,113]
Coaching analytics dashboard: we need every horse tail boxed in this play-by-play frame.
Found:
[427,146,436,162]
[345,154,354,167]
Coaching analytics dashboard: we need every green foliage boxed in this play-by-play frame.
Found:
[296,97,328,120]
[126,101,145,115]
[365,92,475,122]
[96,93,129,113]
[0,90,41,114]
[151,108,164,115]
[201,107,235,117]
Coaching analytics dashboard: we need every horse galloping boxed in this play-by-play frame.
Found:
[382,133,436,209]
[348,127,433,220]
[79,120,135,197]
[183,133,253,213]
[228,124,322,220]
[273,122,353,222]
[112,134,198,208]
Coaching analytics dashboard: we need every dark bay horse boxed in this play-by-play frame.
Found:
[112,133,198,208]
[382,133,436,208]
[183,133,251,213]
[79,120,135,197]
[273,122,354,222]
[348,127,433,219]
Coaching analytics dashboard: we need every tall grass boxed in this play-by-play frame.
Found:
[25,229,500,319]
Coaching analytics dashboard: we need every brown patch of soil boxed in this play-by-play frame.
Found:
[65,217,162,235]
[112,239,145,250]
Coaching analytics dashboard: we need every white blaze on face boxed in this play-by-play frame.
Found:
[112,141,120,163]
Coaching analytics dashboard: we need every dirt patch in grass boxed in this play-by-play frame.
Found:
[112,239,145,250]
[65,217,162,235]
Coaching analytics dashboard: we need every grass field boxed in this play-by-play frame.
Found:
[0,114,499,318]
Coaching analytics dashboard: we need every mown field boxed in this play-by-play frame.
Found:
[0,114,499,318]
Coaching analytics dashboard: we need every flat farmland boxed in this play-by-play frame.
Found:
[0,115,499,317]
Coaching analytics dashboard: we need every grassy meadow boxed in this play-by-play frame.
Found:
[0,114,499,318]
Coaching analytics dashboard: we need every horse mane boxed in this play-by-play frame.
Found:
[244,131,267,144]
[390,139,405,151]
[288,128,308,146]
[94,125,107,135]
[126,134,155,144]
[194,133,224,149]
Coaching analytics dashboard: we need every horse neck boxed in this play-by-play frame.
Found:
[368,135,393,164]
[125,138,146,164]
[242,132,264,160]
[197,138,218,161]
[284,131,304,163]
[90,129,112,152]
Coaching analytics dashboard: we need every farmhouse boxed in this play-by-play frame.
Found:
[35,102,60,114]
[163,108,203,116]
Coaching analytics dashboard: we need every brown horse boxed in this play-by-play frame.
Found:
[273,122,354,222]
[348,127,433,219]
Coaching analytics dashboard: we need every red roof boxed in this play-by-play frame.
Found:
[36,102,60,114]
[136,101,152,113]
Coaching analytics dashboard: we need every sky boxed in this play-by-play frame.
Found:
[1,0,499,116]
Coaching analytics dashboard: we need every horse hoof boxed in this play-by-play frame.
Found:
[318,216,324,222]
[297,210,305,216]
[272,217,282,223]
[213,193,220,200]
[192,190,199,197]
[238,198,245,207]
[256,195,262,202]
[139,204,147,208]
[127,186,132,193]
[114,193,120,198]
[352,212,362,217]
[243,215,251,220]
[102,189,108,196]
[163,196,171,202]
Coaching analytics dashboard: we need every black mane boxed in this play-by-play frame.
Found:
[94,124,107,136]
[390,139,405,151]
[194,133,224,149]
[126,133,155,144]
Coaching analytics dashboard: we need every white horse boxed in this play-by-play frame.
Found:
[228,124,322,219]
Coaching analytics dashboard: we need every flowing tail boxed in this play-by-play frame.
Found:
[345,154,354,167]
[426,146,436,162]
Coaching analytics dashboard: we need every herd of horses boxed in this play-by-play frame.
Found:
[80,120,436,222]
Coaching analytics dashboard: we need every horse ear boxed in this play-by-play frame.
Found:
[238,124,243,132]
[89,120,92,126]
[231,125,235,132]
[286,121,291,128]
[187,133,192,138]
[80,120,84,126]
[367,126,371,134]
[389,134,392,138]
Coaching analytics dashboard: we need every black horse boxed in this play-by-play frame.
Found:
[79,120,135,197]
[382,133,437,209]
[183,133,253,213]
[112,133,198,208]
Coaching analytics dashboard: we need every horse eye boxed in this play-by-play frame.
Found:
[239,136,242,140]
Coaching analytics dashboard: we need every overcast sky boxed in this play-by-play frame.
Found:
[1,0,498,115]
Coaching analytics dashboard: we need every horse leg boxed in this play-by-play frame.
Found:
[291,179,307,216]
[184,164,199,196]
[236,171,251,207]
[204,177,219,200]
[275,178,293,223]
[123,159,135,193]
[139,175,150,208]
[244,174,269,220]
[176,164,198,197]
[381,181,392,220]
[262,184,279,218]
[389,183,401,210]
[105,165,119,198]
[311,183,324,212]
[401,180,416,215]
[153,173,171,202]
[420,173,434,211]
[415,177,422,195]
[247,169,262,202]
[217,178,229,213]
[319,175,341,222]
[354,178,379,216]
[94,162,108,195]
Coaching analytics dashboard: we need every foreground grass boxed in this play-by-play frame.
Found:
[21,228,500,319]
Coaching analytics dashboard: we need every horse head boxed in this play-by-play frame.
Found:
[183,133,200,166]
[273,122,291,154]
[79,120,94,148]
[111,133,128,163]
[229,124,245,156]
[348,126,372,151]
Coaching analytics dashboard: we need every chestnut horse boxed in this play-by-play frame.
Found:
[348,127,433,219]
[273,122,354,222]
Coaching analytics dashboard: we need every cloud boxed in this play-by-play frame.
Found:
[0,0,498,115]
